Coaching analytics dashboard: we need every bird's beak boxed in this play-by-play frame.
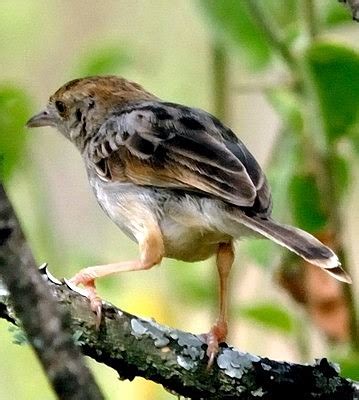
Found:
[26,107,56,128]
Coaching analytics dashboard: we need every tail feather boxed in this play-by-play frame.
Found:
[237,213,352,284]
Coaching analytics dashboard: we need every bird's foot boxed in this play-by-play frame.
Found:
[69,269,102,329]
[205,320,228,368]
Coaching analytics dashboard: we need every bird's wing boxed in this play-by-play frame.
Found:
[88,100,272,211]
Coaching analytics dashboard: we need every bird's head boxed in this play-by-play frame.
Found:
[26,75,154,152]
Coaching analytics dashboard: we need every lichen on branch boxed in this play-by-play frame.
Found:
[1,266,357,400]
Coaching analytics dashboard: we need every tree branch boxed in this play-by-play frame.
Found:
[0,183,104,400]
[246,0,298,73]
[1,185,358,399]
[0,265,357,399]
[303,0,319,39]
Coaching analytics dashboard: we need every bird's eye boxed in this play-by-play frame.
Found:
[55,100,66,114]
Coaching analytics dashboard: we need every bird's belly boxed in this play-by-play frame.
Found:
[160,218,229,261]
[88,175,233,262]
[160,195,233,262]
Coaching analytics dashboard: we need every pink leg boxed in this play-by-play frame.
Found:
[70,260,148,327]
[206,242,234,367]
[70,226,164,327]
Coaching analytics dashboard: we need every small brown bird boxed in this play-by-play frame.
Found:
[27,76,351,365]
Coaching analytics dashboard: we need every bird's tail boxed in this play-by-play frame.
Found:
[236,213,351,284]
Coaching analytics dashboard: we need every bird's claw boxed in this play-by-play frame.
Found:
[65,275,103,329]
[89,296,102,329]
[38,263,62,285]
[64,278,88,297]
[205,332,220,369]
[205,320,228,369]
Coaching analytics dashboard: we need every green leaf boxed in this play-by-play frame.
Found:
[0,85,31,180]
[288,173,327,232]
[237,302,295,334]
[76,45,131,76]
[305,43,359,141]
[199,0,272,69]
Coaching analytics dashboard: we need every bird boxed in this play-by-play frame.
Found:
[26,75,351,366]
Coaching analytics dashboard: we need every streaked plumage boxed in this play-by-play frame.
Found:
[26,76,351,366]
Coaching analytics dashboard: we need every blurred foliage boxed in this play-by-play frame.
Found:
[288,173,328,232]
[167,261,216,308]
[202,0,359,380]
[259,0,299,28]
[306,43,359,142]
[331,153,351,200]
[75,44,132,76]
[0,85,31,180]
[349,121,359,156]
[267,89,303,133]
[322,0,351,26]
[241,239,278,269]
[334,354,359,380]
[237,302,296,334]
[199,0,273,68]
[267,136,298,219]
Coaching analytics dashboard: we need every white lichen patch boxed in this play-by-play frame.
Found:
[251,387,266,397]
[177,355,196,370]
[130,319,148,337]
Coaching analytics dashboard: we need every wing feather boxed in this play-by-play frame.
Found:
[87,101,272,212]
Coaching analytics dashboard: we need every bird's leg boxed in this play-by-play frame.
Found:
[206,241,234,367]
[69,226,164,327]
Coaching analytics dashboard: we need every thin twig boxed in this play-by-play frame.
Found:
[212,39,228,121]
[303,0,319,39]
[246,0,298,73]
[233,77,297,93]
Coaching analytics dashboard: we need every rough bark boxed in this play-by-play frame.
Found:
[0,266,357,400]
[0,184,104,400]
[0,185,358,399]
